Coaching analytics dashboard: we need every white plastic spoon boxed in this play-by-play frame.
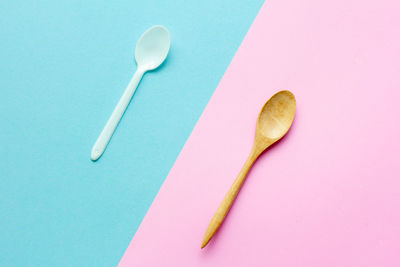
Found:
[91,25,170,161]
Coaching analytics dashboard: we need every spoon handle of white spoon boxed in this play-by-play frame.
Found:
[91,68,144,161]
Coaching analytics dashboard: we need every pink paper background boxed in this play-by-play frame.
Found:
[119,0,400,266]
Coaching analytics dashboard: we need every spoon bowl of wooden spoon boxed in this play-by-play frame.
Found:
[201,90,296,249]
[256,90,296,143]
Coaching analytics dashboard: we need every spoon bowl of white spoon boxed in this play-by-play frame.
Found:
[135,26,170,71]
[91,25,170,161]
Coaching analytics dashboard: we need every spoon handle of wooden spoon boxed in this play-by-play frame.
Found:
[201,149,261,248]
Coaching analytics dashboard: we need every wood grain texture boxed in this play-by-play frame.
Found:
[201,90,296,248]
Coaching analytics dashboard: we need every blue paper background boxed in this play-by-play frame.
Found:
[0,0,263,265]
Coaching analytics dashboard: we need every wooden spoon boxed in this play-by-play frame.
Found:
[201,90,296,249]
